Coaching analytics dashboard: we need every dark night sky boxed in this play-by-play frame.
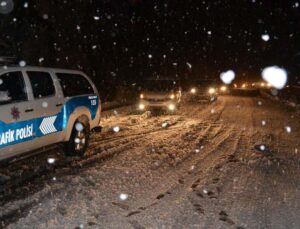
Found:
[0,0,300,98]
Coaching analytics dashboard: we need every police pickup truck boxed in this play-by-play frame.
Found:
[0,66,101,161]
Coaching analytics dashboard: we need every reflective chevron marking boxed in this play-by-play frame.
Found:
[39,116,57,135]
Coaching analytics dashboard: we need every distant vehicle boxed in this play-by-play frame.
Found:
[232,82,252,89]
[229,82,261,96]
[0,66,101,161]
[219,85,229,94]
[188,80,218,102]
[253,81,272,89]
[231,82,266,90]
[138,79,181,111]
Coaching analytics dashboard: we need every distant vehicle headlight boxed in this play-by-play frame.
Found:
[261,83,265,87]
[242,83,247,88]
[138,103,145,110]
[140,93,144,99]
[208,88,216,94]
[190,88,196,94]
[168,104,176,111]
[170,94,175,99]
[220,86,227,92]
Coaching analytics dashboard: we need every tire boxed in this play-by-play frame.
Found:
[64,121,90,157]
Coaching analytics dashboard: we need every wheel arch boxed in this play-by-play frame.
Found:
[63,107,91,141]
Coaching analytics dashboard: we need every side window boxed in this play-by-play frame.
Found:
[27,71,55,99]
[56,73,94,97]
[0,71,27,105]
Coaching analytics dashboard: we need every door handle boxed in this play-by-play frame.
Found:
[56,103,63,107]
[25,108,34,112]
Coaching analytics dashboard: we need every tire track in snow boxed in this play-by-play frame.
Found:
[125,126,240,224]
[0,114,197,225]
[0,115,187,205]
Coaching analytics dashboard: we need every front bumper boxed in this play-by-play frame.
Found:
[138,99,178,111]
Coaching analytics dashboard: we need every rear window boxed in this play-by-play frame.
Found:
[0,71,27,105]
[27,71,55,99]
[56,73,94,97]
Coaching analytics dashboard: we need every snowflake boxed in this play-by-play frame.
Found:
[220,70,235,84]
[285,126,292,133]
[47,158,55,164]
[262,66,288,90]
[113,126,120,133]
[19,60,26,67]
[261,34,270,42]
[186,62,192,69]
[119,193,128,201]
[260,145,266,151]
[0,1,7,7]
[42,101,48,108]
[162,122,168,128]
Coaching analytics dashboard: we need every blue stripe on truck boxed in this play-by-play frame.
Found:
[0,95,99,149]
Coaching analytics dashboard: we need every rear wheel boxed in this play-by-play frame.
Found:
[65,121,90,157]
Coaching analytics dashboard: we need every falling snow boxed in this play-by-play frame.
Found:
[19,60,26,67]
[220,70,235,85]
[47,158,55,164]
[113,126,120,132]
[0,1,300,228]
[262,66,288,90]
[261,34,270,42]
[119,193,128,201]
[285,126,292,133]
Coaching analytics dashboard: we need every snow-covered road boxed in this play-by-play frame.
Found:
[1,95,300,228]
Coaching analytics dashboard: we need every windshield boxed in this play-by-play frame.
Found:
[141,80,179,92]
[193,80,218,88]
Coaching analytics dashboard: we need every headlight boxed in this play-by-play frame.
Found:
[170,94,175,99]
[208,88,216,94]
[242,83,247,88]
[140,93,144,99]
[220,86,227,92]
[138,103,145,110]
[190,88,196,94]
[261,83,265,87]
[168,104,176,111]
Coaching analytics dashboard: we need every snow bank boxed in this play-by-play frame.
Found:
[260,89,300,115]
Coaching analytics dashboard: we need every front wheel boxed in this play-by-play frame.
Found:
[64,122,90,157]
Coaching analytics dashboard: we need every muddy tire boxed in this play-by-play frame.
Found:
[64,121,90,157]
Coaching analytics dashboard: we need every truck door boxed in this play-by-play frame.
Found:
[24,71,64,148]
[0,71,37,159]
